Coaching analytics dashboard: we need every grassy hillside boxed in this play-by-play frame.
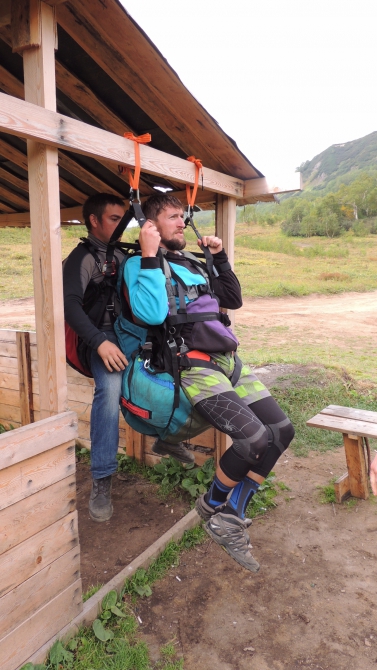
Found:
[298,131,377,193]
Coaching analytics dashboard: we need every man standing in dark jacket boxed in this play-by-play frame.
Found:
[63,194,128,521]
[63,193,194,522]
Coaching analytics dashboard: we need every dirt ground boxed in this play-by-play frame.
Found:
[1,293,377,668]
[1,290,377,339]
[75,463,188,595]
[137,446,377,670]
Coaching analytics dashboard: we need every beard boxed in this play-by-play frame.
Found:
[161,236,187,251]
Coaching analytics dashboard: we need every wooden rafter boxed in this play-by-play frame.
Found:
[0,181,29,208]
[0,164,29,193]
[0,0,11,28]
[0,201,17,213]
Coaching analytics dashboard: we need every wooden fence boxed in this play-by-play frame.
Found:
[0,411,82,670]
[0,328,220,467]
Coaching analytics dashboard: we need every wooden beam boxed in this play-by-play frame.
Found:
[0,204,83,226]
[214,194,236,460]
[16,331,34,425]
[0,0,11,28]
[0,93,244,198]
[241,173,302,205]
[57,0,260,179]
[23,0,67,416]
[11,0,42,52]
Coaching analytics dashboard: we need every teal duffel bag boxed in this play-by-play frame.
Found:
[120,354,209,444]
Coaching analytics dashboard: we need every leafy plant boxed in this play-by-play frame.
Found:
[48,640,74,668]
[91,590,129,642]
[181,458,215,498]
[0,423,13,433]
[150,456,215,498]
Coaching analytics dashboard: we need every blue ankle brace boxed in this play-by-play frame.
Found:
[227,477,260,518]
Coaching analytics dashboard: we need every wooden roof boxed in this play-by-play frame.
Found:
[0,0,280,221]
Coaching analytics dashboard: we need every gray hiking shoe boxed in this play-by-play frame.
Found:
[195,493,225,522]
[204,512,260,572]
[152,438,195,464]
[89,475,113,522]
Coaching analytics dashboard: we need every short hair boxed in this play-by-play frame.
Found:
[82,193,125,231]
[142,194,183,221]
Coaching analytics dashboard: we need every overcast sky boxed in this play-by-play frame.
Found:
[121,0,376,184]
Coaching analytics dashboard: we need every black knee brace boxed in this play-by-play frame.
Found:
[219,446,251,482]
[266,417,295,454]
[231,424,269,466]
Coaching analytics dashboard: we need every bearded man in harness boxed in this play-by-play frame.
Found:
[121,193,295,572]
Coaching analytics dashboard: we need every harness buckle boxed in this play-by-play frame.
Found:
[101,260,117,276]
[106,303,115,312]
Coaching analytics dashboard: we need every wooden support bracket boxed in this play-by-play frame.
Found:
[334,472,350,504]
[11,0,42,52]
[16,331,34,426]
[342,433,369,500]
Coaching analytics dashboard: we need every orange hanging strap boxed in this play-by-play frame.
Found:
[186,155,203,209]
[119,132,151,196]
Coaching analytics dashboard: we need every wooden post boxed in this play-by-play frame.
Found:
[215,194,237,457]
[343,433,369,500]
[13,0,67,418]
[16,331,34,425]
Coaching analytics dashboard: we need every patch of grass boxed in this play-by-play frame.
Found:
[236,321,377,383]
[233,224,377,298]
[317,481,337,504]
[277,481,291,491]
[24,587,185,670]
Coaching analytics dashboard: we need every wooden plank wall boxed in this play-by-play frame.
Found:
[0,329,218,467]
[0,410,82,670]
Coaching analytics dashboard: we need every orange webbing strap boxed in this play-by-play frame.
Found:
[186,155,203,208]
[119,133,151,192]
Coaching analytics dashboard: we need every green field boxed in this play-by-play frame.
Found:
[1,223,377,300]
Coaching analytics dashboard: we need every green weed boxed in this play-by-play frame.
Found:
[246,472,278,518]
[82,583,103,603]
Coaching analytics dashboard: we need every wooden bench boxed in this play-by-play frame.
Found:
[306,405,377,502]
